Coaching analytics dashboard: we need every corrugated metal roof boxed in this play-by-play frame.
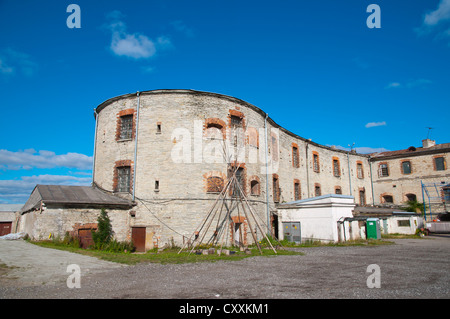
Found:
[20,185,134,214]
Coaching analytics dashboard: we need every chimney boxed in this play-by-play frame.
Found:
[422,139,436,148]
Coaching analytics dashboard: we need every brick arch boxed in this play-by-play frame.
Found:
[204,118,227,139]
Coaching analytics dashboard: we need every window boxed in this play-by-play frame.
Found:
[382,195,393,203]
[313,152,320,173]
[398,220,411,227]
[292,146,299,168]
[357,162,364,179]
[273,175,280,203]
[206,176,224,193]
[156,122,162,134]
[401,161,412,174]
[230,115,243,147]
[333,158,340,177]
[405,193,417,202]
[230,167,245,197]
[359,190,366,205]
[294,181,301,200]
[117,166,131,192]
[335,186,342,195]
[250,179,260,196]
[434,157,446,171]
[314,184,321,197]
[119,115,133,140]
[155,180,160,191]
[379,163,389,177]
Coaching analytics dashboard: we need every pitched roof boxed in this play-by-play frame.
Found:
[370,143,450,160]
[20,185,134,214]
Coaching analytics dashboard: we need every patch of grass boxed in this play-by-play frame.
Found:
[381,233,422,239]
[29,240,303,265]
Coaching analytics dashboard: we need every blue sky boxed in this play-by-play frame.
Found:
[0,0,449,204]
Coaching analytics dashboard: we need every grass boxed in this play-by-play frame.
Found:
[29,240,303,265]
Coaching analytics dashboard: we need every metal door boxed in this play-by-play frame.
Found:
[283,222,301,243]
[0,222,12,236]
[78,229,94,249]
[132,227,146,252]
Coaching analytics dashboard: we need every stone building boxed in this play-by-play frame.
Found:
[370,139,450,217]
[16,89,449,249]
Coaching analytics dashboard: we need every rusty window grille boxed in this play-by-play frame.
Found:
[313,154,320,172]
[120,115,133,140]
[117,166,131,192]
[294,182,301,201]
[207,176,224,193]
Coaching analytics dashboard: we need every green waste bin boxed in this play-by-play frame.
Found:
[366,218,381,240]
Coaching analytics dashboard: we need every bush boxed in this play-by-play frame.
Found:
[92,208,113,246]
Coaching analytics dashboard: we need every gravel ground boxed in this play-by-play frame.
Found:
[1,235,449,299]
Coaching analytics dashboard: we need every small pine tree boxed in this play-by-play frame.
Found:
[92,208,113,246]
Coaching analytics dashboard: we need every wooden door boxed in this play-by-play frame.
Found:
[132,227,146,252]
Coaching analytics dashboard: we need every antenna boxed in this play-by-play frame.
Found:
[426,127,434,139]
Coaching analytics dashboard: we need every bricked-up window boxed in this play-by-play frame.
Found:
[434,156,446,171]
[333,158,340,177]
[292,146,299,168]
[273,175,280,203]
[120,115,133,140]
[294,181,301,201]
[313,152,320,173]
[379,163,389,177]
[357,162,364,179]
[117,166,131,192]
[401,161,412,174]
[250,179,260,196]
[207,176,224,193]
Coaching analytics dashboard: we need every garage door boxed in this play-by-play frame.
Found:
[0,222,12,236]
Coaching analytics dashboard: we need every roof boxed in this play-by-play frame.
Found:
[20,185,135,214]
[353,205,421,217]
[370,143,450,160]
[0,204,24,212]
[278,194,356,209]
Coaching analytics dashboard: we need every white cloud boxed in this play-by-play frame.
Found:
[365,121,387,128]
[416,0,450,43]
[329,145,390,154]
[105,11,172,59]
[0,48,37,77]
[385,79,431,89]
[423,0,450,26]
[0,175,91,204]
[0,149,93,171]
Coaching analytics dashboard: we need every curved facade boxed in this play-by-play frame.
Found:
[93,89,373,248]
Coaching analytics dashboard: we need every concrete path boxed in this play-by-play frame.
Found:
[0,240,124,287]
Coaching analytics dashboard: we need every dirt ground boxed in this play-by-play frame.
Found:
[1,235,449,299]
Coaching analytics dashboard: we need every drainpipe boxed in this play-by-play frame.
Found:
[347,151,352,196]
[369,156,375,205]
[92,109,99,186]
[305,143,310,197]
[132,91,140,201]
[264,113,270,234]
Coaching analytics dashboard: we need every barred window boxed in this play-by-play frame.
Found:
[379,163,389,177]
[292,146,299,168]
[120,115,133,140]
[117,166,131,192]
[313,154,320,173]
[333,159,340,177]
[294,182,301,201]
